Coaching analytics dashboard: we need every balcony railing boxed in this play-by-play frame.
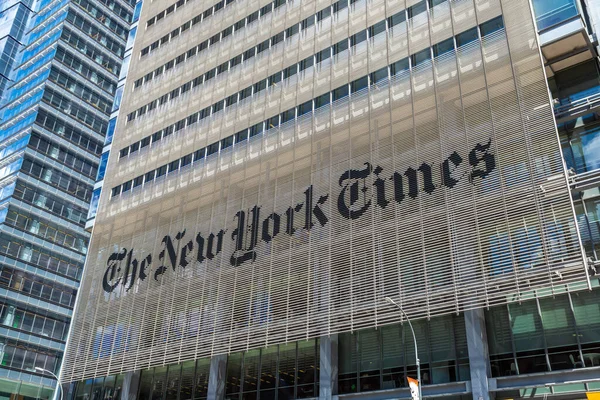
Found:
[554,86,600,122]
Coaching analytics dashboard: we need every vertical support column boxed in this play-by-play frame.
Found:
[207,354,227,400]
[319,334,338,400]
[465,309,492,400]
[121,370,140,400]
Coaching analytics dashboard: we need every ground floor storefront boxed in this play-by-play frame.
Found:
[63,286,600,400]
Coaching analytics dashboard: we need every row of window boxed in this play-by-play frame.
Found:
[0,265,77,308]
[35,109,103,156]
[0,304,69,342]
[72,0,129,40]
[66,9,125,57]
[49,67,114,115]
[14,43,55,84]
[224,339,320,398]
[146,0,231,29]
[0,338,61,376]
[21,157,92,202]
[486,290,600,376]
[137,0,356,88]
[25,4,68,52]
[140,0,286,58]
[29,132,98,179]
[1,87,44,123]
[55,45,117,95]
[42,87,108,136]
[127,2,465,124]
[93,0,133,23]
[5,207,88,256]
[116,15,503,180]
[14,180,88,227]
[61,26,121,76]
[338,314,469,394]
[1,71,49,119]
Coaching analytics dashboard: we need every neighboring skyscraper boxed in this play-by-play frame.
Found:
[0,0,35,98]
[62,1,600,400]
[0,0,138,396]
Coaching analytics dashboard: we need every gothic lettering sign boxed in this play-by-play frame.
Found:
[102,141,496,293]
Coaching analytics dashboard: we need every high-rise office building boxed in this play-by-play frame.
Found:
[0,0,139,396]
[61,0,600,399]
[0,0,35,98]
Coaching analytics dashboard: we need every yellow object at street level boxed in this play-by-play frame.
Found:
[587,392,600,400]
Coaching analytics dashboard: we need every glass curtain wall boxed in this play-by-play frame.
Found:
[338,314,469,394]
[487,289,600,377]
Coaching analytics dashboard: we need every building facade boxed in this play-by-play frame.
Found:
[0,0,138,396]
[0,0,35,98]
[61,0,600,400]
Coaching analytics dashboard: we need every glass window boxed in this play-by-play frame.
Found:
[532,0,579,30]
[260,346,277,392]
[572,290,600,344]
[333,0,348,12]
[194,359,210,399]
[168,160,180,173]
[412,49,431,66]
[332,85,349,101]
[509,301,548,374]
[271,32,284,46]
[370,67,388,85]
[178,361,195,399]
[408,0,426,18]
[297,100,312,116]
[254,79,267,93]
[299,56,314,71]
[480,16,504,37]
[359,329,381,392]
[268,72,282,87]
[315,93,330,109]
[221,136,234,150]
[152,366,167,399]
[278,343,296,393]
[433,37,454,57]
[381,325,404,389]
[165,365,181,399]
[388,11,406,28]
[260,3,272,16]
[145,170,155,183]
[316,48,331,63]
[283,65,297,79]
[350,30,367,46]
[225,353,242,395]
[286,23,299,38]
[156,165,167,178]
[193,148,205,162]
[368,21,386,38]
[456,27,478,47]
[333,39,348,55]
[235,130,248,143]
[301,16,315,30]
[249,123,263,137]
[339,333,358,394]
[351,76,368,93]
[317,6,331,21]
[138,369,153,400]
[297,339,317,398]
